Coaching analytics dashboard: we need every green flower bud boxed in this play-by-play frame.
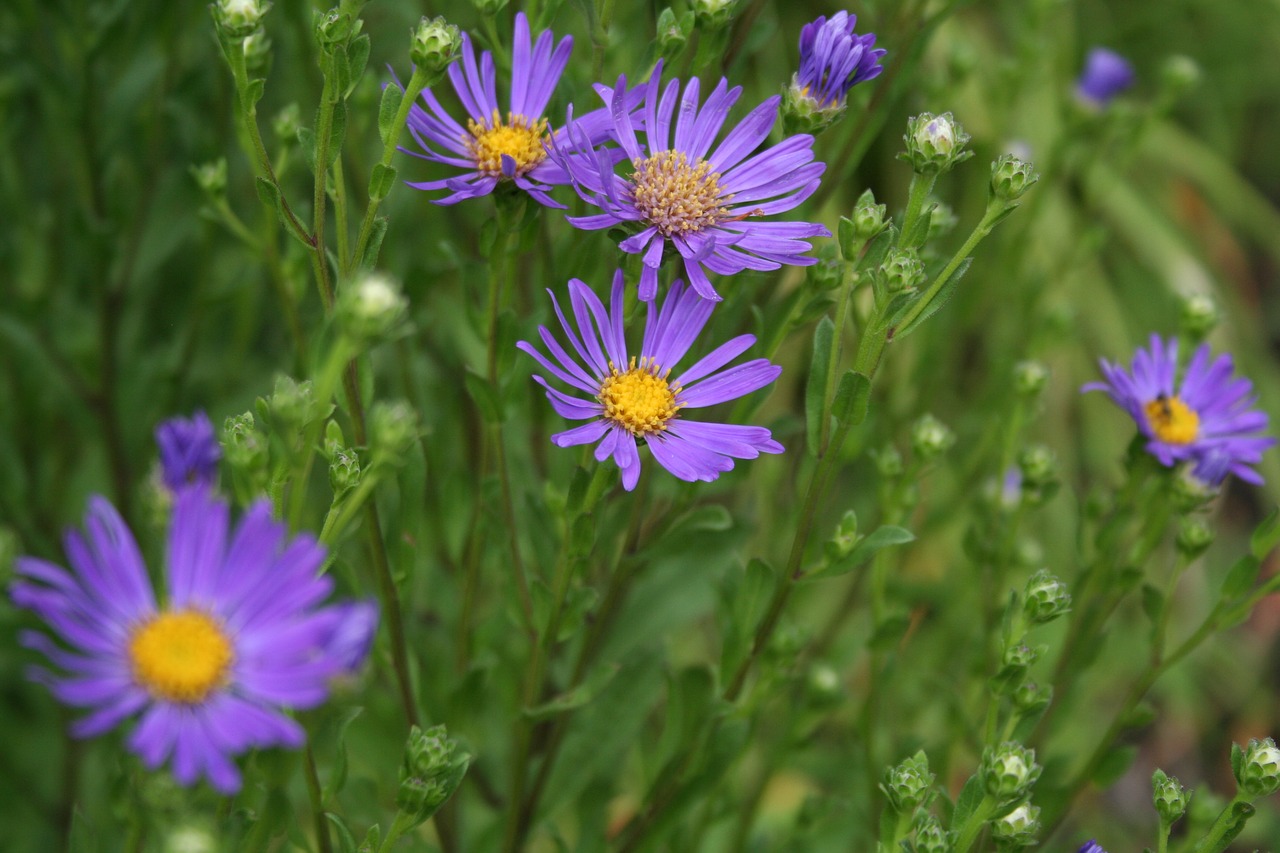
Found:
[1003,643,1040,670]
[911,413,955,462]
[410,16,462,78]
[1017,445,1057,487]
[329,447,362,497]
[1013,360,1048,398]
[370,400,419,468]
[878,247,927,294]
[882,750,935,813]
[397,725,471,828]
[981,742,1041,804]
[900,112,973,176]
[851,190,888,241]
[827,510,859,559]
[1152,768,1191,824]
[190,158,228,198]
[656,8,691,63]
[1170,464,1218,511]
[273,103,302,143]
[1023,569,1071,625]
[338,271,408,344]
[266,375,321,431]
[806,662,843,706]
[470,0,508,14]
[989,154,1039,204]
[1175,516,1214,559]
[1179,292,1219,342]
[242,30,272,76]
[990,802,1040,848]
[1012,681,1052,714]
[692,0,739,30]
[213,0,269,39]
[912,814,955,853]
[163,824,218,853]
[874,445,904,479]
[1235,737,1280,798]
[1160,55,1201,97]
[221,412,269,489]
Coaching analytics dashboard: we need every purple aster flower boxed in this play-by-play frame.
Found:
[1077,47,1135,105]
[1083,334,1275,486]
[549,62,831,302]
[11,487,374,794]
[402,13,624,207]
[794,11,886,108]
[1078,842,1107,853]
[155,411,221,491]
[517,270,784,490]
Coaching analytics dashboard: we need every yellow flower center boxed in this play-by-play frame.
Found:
[128,610,234,704]
[630,150,732,237]
[464,110,549,177]
[598,357,682,437]
[1144,394,1199,445]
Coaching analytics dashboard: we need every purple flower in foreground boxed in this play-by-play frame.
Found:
[550,62,830,302]
[403,13,590,207]
[794,11,885,108]
[1077,47,1134,104]
[1078,842,1107,853]
[156,411,221,491]
[1083,334,1275,485]
[518,270,784,490]
[11,488,372,794]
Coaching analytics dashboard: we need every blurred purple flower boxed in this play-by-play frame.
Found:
[11,488,369,794]
[156,411,220,491]
[518,270,784,490]
[794,11,885,108]
[1077,48,1134,104]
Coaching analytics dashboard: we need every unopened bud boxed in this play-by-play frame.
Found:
[981,742,1041,804]
[410,16,462,78]
[1179,292,1219,342]
[901,112,973,176]
[882,750,935,813]
[214,0,269,39]
[911,413,955,461]
[163,824,218,853]
[370,401,419,468]
[991,802,1040,848]
[878,247,927,294]
[1235,737,1280,798]
[1017,445,1058,488]
[1023,569,1071,625]
[990,154,1039,204]
[191,159,228,197]
[329,447,362,496]
[1175,516,1214,559]
[1013,681,1052,714]
[397,725,470,827]
[1160,55,1201,97]
[851,189,888,240]
[338,272,408,343]
[1013,360,1049,398]
[692,0,739,30]
[912,813,955,853]
[266,375,320,430]
[656,8,691,63]
[1152,768,1191,824]
[874,445,904,478]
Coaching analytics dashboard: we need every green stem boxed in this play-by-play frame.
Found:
[312,59,337,310]
[819,262,861,452]
[1190,795,1252,853]
[897,172,937,249]
[304,744,334,853]
[286,340,354,530]
[953,795,997,853]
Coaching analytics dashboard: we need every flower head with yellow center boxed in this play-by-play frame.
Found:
[1084,333,1274,486]
[519,270,784,491]
[404,12,632,208]
[11,486,377,794]
[551,61,830,302]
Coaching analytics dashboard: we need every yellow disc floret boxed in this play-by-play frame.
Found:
[630,150,731,237]
[464,110,549,177]
[1144,394,1200,445]
[129,610,234,704]
[598,357,682,436]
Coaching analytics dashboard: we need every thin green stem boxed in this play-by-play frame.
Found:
[312,60,337,310]
[819,263,861,452]
[304,744,334,853]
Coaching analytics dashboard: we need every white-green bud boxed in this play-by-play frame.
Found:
[878,247,927,294]
[1152,768,1191,824]
[874,445,904,478]
[1161,55,1201,97]
[990,802,1040,848]
[163,824,218,853]
[397,725,471,827]
[1013,360,1049,398]
[981,742,1041,804]
[1017,444,1058,487]
[370,400,419,468]
[190,158,228,197]
[242,30,272,76]
[1179,292,1219,342]
[990,154,1039,203]
[265,375,320,430]
[339,271,408,343]
[912,814,955,853]
[273,103,302,142]
[1175,516,1214,559]
[214,0,269,38]
[1235,737,1280,798]
[882,750,936,813]
[410,17,462,78]
[851,189,888,240]
[901,112,973,176]
[692,0,739,30]
[656,8,691,63]
[911,413,955,461]
[1023,569,1071,624]
[1013,681,1051,714]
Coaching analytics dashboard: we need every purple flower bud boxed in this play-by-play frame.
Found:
[1077,48,1134,105]
[156,411,221,491]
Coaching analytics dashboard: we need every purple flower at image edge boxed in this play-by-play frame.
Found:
[10,487,376,794]
[1078,841,1107,853]
[518,270,784,490]
[156,411,221,491]
[401,12,627,207]
[1077,47,1134,104]
[550,61,830,302]
[795,11,886,108]
[1083,334,1275,486]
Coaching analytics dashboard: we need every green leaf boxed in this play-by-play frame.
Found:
[523,662,620,720]
[244,77,266,106]
[359,825,381,853]
[1251,506,1280,560]
[326,101,347,169]
[949,775,985,831]
[463,371,503,424]
[361,216,389,269]
[326,813,358,853]
[804,316,835,455]
[862,225,896,271]
[1219,555,1261,604]
[368,164,397,201]
[901,203,935,248]
[894,257,973,339]
[345,34,371,96]
[806,525,914,581]
[298,126,317,173]
[1141,583,1164,625]
[68,808,97,853]
[831,369,872,427]
[868,610,911,651]
[1092,745,1137,787]
[323,706,364,802]
[378,82,405,144]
